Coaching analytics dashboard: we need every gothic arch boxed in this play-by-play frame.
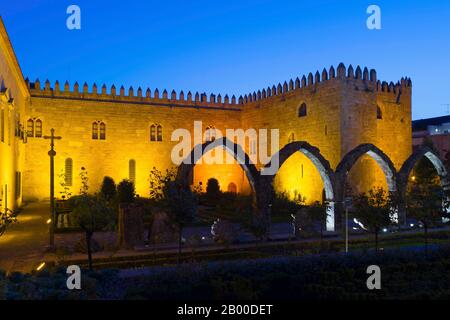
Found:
[176,137,259,194]
[399,146,449,189]
[263,141,337,231]
[336,144,398,193]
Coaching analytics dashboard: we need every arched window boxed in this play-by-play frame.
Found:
[129,159,136,184]
[99,122,106,140]
[377,106,383,120]
[150,124,156,141]
[205,126,216,142]
[65,158,73,187]
[1,109,5,142]
[92,122,98,139]
[298,103,307,117]
[227,182,237,194]
[157,125,162,142]
[288,132,295,143]
[27,119,34,137]
[35,119,42,138]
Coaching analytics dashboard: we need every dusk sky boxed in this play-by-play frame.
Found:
[1,0,449,120]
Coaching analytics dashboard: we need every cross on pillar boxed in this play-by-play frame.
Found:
[43,128,62,248]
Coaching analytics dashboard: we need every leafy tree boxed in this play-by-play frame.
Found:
[149,167,197,263]
[206,178,221,206]
[353,187,396,251]
[413,138,440,186]
[117,180,135,204]
[407,183,450,252]
[69,194,115,270]
[100,176,117,201]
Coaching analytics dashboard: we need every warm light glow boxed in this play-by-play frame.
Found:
[411,176,416,181]
[36,262,46,271]
[46,218,52,224]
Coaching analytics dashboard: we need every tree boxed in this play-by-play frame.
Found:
[69,194,115,270]
[407,183,450,252]
[308,201,330,245]
[117,180,135,204]
[100,176,117,201]
[353,187,396,252]
[413,138,440,186]
[206,178,221,206]
[149,167,197,263]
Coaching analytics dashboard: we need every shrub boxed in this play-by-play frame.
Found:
[117,180,135,204]
[100,176,117,201]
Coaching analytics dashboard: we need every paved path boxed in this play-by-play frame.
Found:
[0,202,50,273]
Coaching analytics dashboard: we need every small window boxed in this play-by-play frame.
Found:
[15,172,21,199]
[157,125,162,142]
[35,119,42,137]
[150,125,156,141]
[288,132,295,143]
[27,119,34,137]
[99,122,106,140]
[129,159,136,184]
[92,122,99,139]
[205,126,216,142]
[1,109,4,142]
[325,125,328,136]
[65,158,73,187]
[298,103,307,117]
[377,106,383,120]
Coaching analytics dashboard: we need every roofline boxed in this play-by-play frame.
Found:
[0,16,30,98]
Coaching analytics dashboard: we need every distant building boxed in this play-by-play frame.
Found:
[412,115,450,159]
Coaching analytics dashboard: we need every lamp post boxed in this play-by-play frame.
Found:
[43,128,62,248]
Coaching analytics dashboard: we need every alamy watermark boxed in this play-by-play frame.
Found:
[66,5,81,30]
[367,5,382,30]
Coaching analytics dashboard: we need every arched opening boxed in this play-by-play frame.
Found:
[265,141,336,231]
[336,144,398,223]
[399,145,449,224]
[177,137,259,224]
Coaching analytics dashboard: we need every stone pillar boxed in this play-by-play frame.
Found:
[118,204,144,249]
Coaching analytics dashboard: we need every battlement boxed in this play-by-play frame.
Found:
[238,63,412,105]
[25,63,411,110]
[26,79,241,110]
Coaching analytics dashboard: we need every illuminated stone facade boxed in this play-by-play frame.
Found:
[1,17,425,231]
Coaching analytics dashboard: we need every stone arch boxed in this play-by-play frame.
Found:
[336,144,398,193]
[176,137,259,196]
[397,146,449,224]
[335,144,399,227]
[399,146,449,188]
[262,141,337,231]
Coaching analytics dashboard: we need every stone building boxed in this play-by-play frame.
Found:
[2,17,444,231]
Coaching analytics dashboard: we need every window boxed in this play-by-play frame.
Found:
[35,119,42,138]
[205,126,216,142]
[92,122,98,139]
[26,118,43,138]
[288,132,295,143]
[65,158,73,187]
[129,159,136,184]
[377,106,383,120]
[15,172,21,199]
[298,103,307,117]
[92,121,106,140]
[150,125,156,141]
[301,164,304,179]
[99,122,106,140]
[325,125,328,136]
[157,125,162,142]
[27,119,34,137]
[150,124,162,142]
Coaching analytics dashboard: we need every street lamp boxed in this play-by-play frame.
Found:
[43,128,62,248]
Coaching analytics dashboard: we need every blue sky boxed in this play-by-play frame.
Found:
[1,0,449,120]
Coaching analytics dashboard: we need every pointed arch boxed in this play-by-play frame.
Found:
[263,141,337,231]
[336,144,398,193]
[176,137,259,194]
[399,146,449,189]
